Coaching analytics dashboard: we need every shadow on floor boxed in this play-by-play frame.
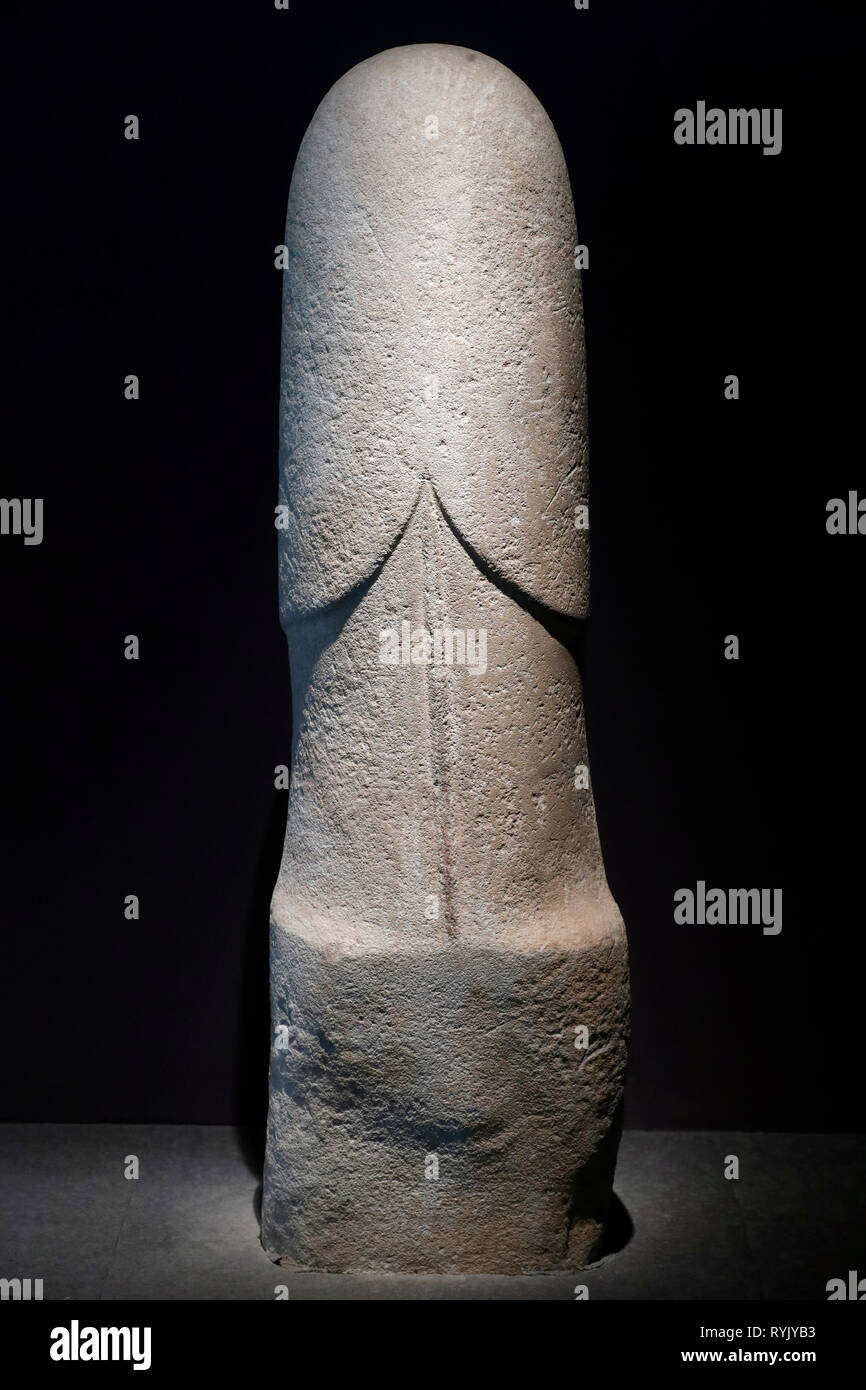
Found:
[599,1192,634,1259]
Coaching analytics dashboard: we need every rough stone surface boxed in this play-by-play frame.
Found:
[262,43,629,1274]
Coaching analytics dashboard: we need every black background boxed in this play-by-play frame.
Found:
[1,0,859,1132]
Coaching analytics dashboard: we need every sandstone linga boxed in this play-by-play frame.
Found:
[261,42,629,1274]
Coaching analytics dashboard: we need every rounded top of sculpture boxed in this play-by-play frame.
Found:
[279,43,589,623]
[305,44,565,178]
[317,42,551,113]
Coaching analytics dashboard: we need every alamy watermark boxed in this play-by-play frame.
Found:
[379,621,487,675]
[826,492,866,534]
[674,881,782,935]
[1,1277,43,1299]
[826,1270,865,1300]
[50,1321,152,1371]
[0,498,43,545]
[674,103,782,156]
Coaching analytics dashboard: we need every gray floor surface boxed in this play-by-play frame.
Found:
[0,1126,862,1300]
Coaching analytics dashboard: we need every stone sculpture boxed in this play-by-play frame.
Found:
[262,43,629,1274]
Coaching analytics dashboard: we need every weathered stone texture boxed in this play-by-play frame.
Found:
[262,43,629,1274]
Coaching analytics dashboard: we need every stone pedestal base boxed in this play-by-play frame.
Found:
[261,918,628,1274]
